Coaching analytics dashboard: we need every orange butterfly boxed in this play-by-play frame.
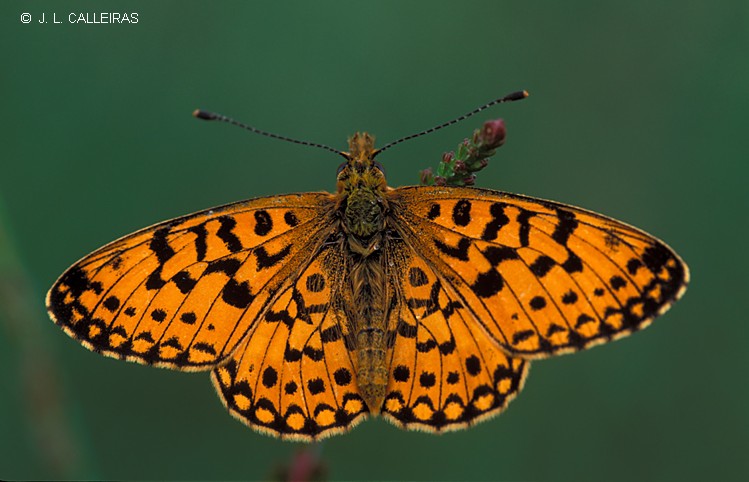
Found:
[47,92,688,441]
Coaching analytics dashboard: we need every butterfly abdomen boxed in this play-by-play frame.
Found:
[345,237,389,414]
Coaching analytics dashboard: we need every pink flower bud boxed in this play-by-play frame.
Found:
[479,119,506,147]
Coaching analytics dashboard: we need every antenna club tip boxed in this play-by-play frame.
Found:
[505,90,529,102]
[193,109,216,121]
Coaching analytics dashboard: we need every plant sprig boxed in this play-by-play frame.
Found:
[420,119,507,187]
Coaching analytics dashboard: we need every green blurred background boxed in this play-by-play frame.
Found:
[2,1,747,480]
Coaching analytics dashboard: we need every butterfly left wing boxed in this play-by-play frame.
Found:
[390,186,688,359]
[47,193,336,369]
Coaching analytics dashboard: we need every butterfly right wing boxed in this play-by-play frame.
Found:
[47,193,336,370]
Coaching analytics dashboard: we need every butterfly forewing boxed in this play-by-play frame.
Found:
[390,186,688,358]
[47,193,336,369]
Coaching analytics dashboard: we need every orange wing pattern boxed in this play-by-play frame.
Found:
[212,243,368,440]
[47,182,688,440]
[382,241,528,431]
[391,186,688,359]
[47,193,335,369]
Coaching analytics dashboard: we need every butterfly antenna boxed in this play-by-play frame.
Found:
[373,90,529,158]
[193,109,349,160]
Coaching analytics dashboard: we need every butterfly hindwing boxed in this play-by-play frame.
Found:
[47,193,335,369]
[212,243,368,440]
[391,186,688,358]
[381,239,529,431]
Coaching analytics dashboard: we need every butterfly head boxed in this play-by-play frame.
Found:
[336,132,387,194]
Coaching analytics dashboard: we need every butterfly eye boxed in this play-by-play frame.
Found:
[336,162,347,175]
[373,161,386,175]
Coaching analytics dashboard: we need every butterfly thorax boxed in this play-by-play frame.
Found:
[337,132,388,234]
[336,132,390,413]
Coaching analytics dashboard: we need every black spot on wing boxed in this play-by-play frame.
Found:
[266,309,294,329]
[303,346,324,361]
[334,368,352,386]
[465,355,481,376]
[434,237,470,261]
[162,337,183,350]
[627,258,643,275]
[482,246,518,266]
[562,252,583,273]
[551,209,578,246]
[221,279,254,308]
[284,345,302,362]
[452,200,472,227]
[307,378,326,395]
[262,367,278,388]
[103,296,120,312]
[134,331,154,342]
[416,339,437,353]
[576,313,595,327]
[193,342,216,355]
[546,323,566,337]
[471,269,504,298]
[481,202,509,241]
[151,309,166,322]
[610,275,627,290]
[517,210,534,247]
[393,365,410,382]
[56,266,100,299]
[529,255,555,277]
[529,296,546,310]
[426,203,441,220]
[254,210,273,236]
[217,216,244,253]
[512,330,535,345]
[419,372,436,388]
[149,228,175,264]
[320,325,340,343]
[284,211,299,227]
[172,271,197,294]
[255,245,292,270]
[188,224,208,261]
[205,258,241,276]
[180,312,197,324]
[439,337,456,355]
[146,267,167,290]
[561,290,578,305]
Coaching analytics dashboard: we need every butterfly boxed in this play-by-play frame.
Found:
[47,91,688,441]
